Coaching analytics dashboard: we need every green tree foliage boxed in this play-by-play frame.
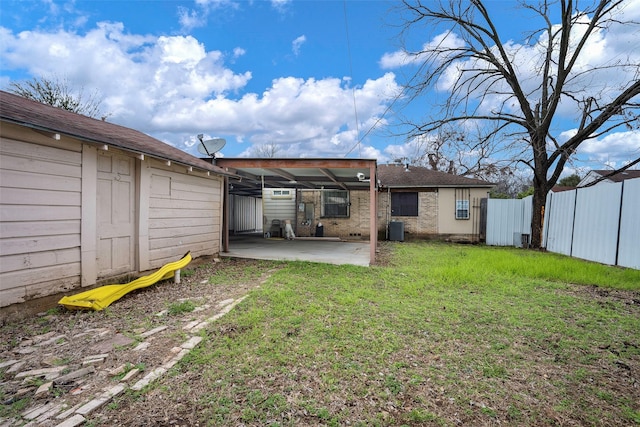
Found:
[558,174,581,187]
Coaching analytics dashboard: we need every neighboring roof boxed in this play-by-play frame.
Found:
[551,186,576,192]
[0,90,228,175]
[584,169,640,183]
[377,163,494,188]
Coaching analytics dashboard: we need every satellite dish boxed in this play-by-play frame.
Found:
[197,138,226,157]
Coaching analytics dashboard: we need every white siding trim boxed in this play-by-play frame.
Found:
[81,145,98,287]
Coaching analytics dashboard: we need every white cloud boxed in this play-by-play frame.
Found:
[1,22,400,159]
[292,35,306,56]
[380,31,466,69]
[576,131,640,167]
[270,0,292,13]
[178,7,207,32]
[158,35,206,65]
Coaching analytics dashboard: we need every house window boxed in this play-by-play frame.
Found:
[391,192,418,216]
[321,190,349,218]
[271,189,292,199]
[455,188,470,220]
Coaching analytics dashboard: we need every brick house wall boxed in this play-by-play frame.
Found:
[378,190,438,238]
[296,189,371,239]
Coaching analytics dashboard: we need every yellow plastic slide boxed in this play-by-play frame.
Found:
[58,252,192,311]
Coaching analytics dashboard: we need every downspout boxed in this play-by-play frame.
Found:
[223,176,229,253]
[386,186,391,240]
[261,175,266,236]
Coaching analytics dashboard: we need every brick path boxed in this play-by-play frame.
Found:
[1,296,245,427]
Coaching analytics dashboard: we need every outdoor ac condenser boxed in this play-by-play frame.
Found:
[389,221,404,242]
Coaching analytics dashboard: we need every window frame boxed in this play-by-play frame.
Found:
[321,190,350,218]
[455,199,470,220]
[391,191,419,217]
[271,189,293,199]
[455,188,471,220]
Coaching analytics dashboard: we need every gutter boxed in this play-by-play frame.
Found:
[1,117,236,178]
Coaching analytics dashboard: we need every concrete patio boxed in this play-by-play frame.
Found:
[223,234,371,266]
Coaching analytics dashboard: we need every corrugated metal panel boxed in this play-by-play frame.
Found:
[571,183,622,265]
[233,195,262,233]
[486,199,525,246]
[544,190,576,256]
[617,178,640,269]
[521,195,533,235]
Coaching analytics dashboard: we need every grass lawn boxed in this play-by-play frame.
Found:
[121,242,640,425]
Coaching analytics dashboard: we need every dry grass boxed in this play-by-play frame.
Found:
[3,242,638,426]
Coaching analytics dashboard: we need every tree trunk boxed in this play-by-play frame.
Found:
[530,185,547,249]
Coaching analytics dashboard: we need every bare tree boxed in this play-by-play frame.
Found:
[397,0,640,248]
[8,76,106,119]
[251,143,282,158]
[389,126,515,177]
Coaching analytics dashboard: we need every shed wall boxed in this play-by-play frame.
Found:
[147,160,223,267]
[0,123,225,310]
[0,133,82,307]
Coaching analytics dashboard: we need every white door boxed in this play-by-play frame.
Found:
[96,152,135,278]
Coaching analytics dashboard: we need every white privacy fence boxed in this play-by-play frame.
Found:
[486,178,639,269]
[485,197,532,247]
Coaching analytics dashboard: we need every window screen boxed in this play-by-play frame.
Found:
[391,192,418,216]
[455,188,470,220]
[321,190,350,218]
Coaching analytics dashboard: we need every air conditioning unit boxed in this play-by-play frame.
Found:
[514,233,530,248]
[389,221,404,242]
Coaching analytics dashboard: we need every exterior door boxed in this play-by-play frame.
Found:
[96,151,136,278]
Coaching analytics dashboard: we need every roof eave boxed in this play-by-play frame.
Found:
[1,117,234,178]
[380,184,495,189]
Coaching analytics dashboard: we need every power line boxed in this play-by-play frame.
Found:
[343,31,454,158]
[342,0,361,157]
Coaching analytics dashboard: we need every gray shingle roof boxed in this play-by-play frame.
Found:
[0,90,228,175]
[590,169,640,183]
[377,163,493,187]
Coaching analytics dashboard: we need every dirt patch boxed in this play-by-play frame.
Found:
[0,257,279,426]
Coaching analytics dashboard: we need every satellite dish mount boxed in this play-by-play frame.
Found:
[197,134,226,159]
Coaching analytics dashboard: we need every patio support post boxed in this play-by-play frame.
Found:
[369,162,377,264]
[223,176,229,253]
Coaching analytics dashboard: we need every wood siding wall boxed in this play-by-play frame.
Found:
[1,125,224,310]
[146,161,223,268]
[1,135,83,306]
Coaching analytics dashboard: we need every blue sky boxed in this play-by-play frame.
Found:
[1,0,639,178]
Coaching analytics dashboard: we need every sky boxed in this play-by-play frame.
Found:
[1,0,639,178]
